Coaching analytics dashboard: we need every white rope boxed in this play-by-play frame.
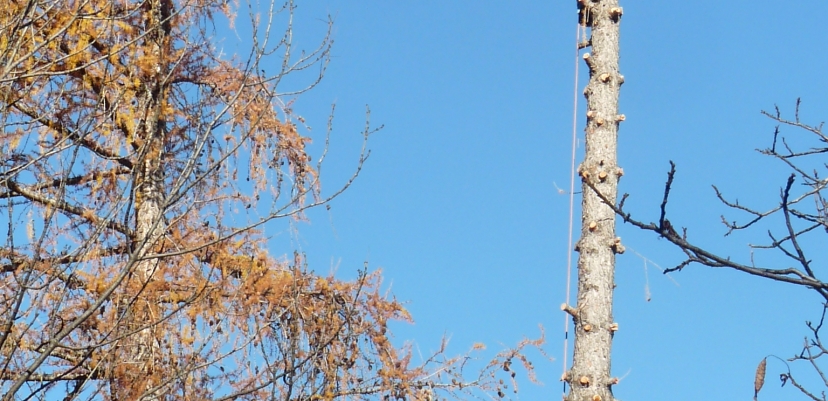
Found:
[562,21,586,396]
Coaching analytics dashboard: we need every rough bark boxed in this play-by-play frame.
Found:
[565,1,624,401]
[118,0,172,398]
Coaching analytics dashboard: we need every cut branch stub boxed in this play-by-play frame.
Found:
[579,166,591,181]
[610,237,625,254]
[583,53,597,72]
[562,303,580,319]
[609,7,623,21]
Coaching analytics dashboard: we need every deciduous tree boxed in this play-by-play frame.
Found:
[593,99,828,398]
[0,1,537,400]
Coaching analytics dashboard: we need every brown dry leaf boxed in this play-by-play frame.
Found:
[754,357,767,401]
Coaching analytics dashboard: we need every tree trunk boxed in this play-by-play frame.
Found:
[117,1,172,398]
[566,1,624,401]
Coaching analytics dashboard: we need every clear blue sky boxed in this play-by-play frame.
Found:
[233,1,828,400]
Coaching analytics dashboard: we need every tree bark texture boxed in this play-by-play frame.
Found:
[117,0,172,398]
[567,1,623,401]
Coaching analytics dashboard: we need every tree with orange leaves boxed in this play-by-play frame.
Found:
[0,1,539,400]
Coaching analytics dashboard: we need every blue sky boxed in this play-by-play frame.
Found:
[232,1,828,400]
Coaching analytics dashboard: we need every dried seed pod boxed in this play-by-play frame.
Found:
[754,357,767,401]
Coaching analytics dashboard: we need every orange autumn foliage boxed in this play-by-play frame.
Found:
[0,1,540,400]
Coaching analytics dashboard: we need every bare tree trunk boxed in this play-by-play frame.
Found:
[565,2,624,401]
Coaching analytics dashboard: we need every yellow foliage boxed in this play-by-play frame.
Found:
[0,2,534,400]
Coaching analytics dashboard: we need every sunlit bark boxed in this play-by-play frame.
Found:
[566,2,624,401]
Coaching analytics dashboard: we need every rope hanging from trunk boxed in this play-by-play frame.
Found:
[562,19,588,397]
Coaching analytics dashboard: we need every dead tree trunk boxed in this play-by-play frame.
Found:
[564,2,624,401]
